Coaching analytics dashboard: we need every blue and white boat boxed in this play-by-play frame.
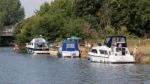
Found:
[58,40,80,58]
[26,37,50,55]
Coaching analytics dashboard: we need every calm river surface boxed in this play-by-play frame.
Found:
[0,47,150,84]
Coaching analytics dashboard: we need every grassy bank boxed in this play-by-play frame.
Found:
[127,39,150,63]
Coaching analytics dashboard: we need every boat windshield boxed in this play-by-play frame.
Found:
[66,44,75,48]
[31,38,46,43]
[35,38,46,43]
[99,50,108,55]
[116,37,125,43]
[104,36,127,47]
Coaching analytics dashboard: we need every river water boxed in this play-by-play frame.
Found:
[0,47,150,84]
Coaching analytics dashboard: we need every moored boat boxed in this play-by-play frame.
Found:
[88,36,135,63]
[57,40,80,58]
[26,37,50,55]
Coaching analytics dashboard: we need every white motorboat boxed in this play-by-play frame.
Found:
[88,36,135,63]
[26,37,50,55]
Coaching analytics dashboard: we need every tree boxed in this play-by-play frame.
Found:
[14,0,150,51]
[0,0,24,26]
[73,0,102,17]
[110,0,150,36]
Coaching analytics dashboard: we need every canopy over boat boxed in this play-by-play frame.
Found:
[70,36,81,41]
[62,40,79,51]
[104,36,127,48]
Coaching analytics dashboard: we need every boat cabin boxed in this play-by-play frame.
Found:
[61,40,79,51]
[30,38,48,49]
[90,46,110,58]
[103,36,129,56]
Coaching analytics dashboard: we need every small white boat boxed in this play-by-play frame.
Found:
[26,37,50,55]
[88,36,135,63]
[58,40,80,58]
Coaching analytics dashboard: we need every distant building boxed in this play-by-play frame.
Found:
[0,25,14,46]
[0,25,14,36]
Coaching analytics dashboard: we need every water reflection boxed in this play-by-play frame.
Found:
[0,47,150,84]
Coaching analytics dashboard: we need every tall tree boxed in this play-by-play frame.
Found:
[0,0,25,26]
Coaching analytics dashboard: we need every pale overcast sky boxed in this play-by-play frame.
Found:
[20,0,53,18]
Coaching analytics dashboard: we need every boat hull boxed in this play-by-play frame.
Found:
[88,54,135,63]
[58,51,79,58]
[27,48,50,55]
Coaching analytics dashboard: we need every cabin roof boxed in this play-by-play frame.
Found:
[92,46,109,50]
[104,36,127,48]
[31,38,46,43]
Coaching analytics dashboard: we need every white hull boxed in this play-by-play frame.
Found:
[33,50,50,55]
[59,51,79,58]
[26,48,50,55]
[88,54,135,63]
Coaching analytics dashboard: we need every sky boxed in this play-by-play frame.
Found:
[20,0,53,18]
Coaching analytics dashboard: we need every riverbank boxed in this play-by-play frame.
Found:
[128,39,150,63]
[13,38,150,64]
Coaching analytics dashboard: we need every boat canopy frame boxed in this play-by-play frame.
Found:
[104,36,127,48]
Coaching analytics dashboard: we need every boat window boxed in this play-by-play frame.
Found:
[117,37,125,43]
[91,49,98,53]
[35,38,45,43]
[104,37,110,45]
[66,44,75,48]
[99,50,108,55]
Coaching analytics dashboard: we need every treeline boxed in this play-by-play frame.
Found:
[14,0,150,46]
